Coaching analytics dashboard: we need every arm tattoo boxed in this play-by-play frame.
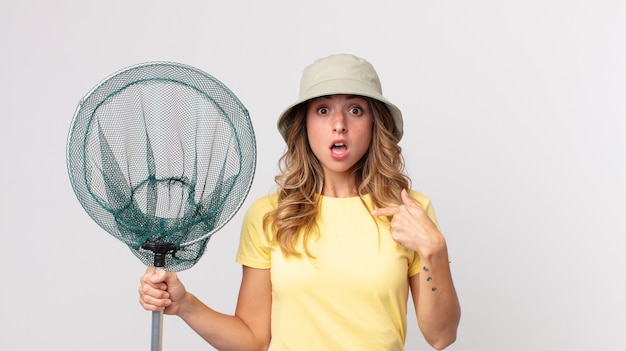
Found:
[423,267,438,292]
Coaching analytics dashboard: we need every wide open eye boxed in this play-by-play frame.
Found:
[317,107,330,115]
[348,106,363,116]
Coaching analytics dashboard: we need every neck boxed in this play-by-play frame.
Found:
[321,175,358,198]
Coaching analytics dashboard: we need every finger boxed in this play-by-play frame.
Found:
[401,189,417,206]
[139,270,167,292]
[372,205,400,217]
[148,269,169,284]
[139,286,171,313]
[140,280,170,298]
[373,190,414,216]
[139,300,165,312]
[138,293,171,311]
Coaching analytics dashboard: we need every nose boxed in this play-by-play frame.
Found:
[332,112,346,133]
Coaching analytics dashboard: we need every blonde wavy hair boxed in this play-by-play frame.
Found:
[263,97,410,257]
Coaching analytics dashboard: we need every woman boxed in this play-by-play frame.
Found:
[139,53,461,350]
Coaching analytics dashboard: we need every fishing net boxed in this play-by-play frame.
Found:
[66,61,256,272]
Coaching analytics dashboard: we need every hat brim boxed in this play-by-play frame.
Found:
[277,80,403,141]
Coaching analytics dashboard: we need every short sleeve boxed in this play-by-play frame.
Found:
[235,194,275,269]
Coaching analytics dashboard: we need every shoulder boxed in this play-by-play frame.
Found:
[408,189,440,227]
[408,189,432,209]
[243,192,279,219]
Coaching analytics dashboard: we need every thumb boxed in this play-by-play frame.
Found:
[401,189,416,206]
[149,268,167,284]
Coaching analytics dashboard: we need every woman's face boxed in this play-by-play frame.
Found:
[306,94,373,178]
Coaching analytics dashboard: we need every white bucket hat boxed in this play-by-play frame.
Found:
[277,54,404,141]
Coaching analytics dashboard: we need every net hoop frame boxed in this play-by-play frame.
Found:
[66,61,256,253]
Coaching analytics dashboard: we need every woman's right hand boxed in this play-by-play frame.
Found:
[138,267,188,315]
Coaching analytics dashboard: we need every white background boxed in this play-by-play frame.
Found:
[1,1,625,350]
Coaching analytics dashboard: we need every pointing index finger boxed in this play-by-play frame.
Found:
[372,205,400,217]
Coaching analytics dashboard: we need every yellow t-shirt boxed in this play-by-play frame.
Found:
[236,191,439,350]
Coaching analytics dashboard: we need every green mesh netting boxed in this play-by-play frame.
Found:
[67,62,256,272]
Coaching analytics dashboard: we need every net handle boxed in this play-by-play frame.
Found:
[142,243,176,351]
[150,310,164,351]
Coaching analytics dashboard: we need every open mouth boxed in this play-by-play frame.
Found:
[330,142,348,155]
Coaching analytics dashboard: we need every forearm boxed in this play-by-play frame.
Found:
[178,293,268,351]
[413,249,461,349]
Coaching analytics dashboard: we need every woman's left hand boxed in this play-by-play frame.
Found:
[372,189,446,257]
